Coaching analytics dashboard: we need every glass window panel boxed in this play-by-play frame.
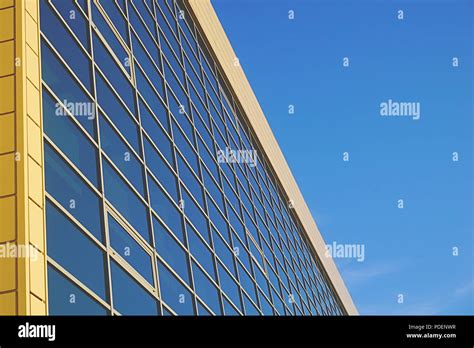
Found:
[148,176,183,242]
[212,227,235,276]
[100,113,145,196]
[238,262,257,305]
[109,214,154,285]
[46,200,107,300]
[91,2,130,73]
[243,293,259,316]
[144,137,178,202]
[182,189,209,243]
[44,142,103,241]
[92,33,135,113]
[223,297,239,316]
[192,262,221,315]
[187,223,214,279]
[133,35,164,99]
[103,158,150,243]
[41,40,95,137]
[48,265,108,315]
[95,72,140,152]
[177,153,203,206]
[130,0,156,36]
[158,261,194,315]
[110,261,158,315]
[49,0,89,50]
[141,108,174,165]
[43,89,99,187]
[96,0,128,43]
[154,216,189,283]
[40,1,92,91]
[217,261,240,310]
[139,93,168,134]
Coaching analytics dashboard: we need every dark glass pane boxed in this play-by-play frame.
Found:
[40,1,92,90]
[41,40,95,137]
[192,262,221,315]
[148,176,183,242]
[49,0,90,50]
[100,114,145,196]
[110,261,158,315]
[46,200,107,300]
[109,215,154,285]
[96,73,140,153]
[91,2,129,73]
[43,89,99,187]
[144,137,178,202]
[92,33,135,113]
[44,142,103,242]
[154,217,189,284]
[187,224,214,279]
[48,265,108,315]
[103,158,150,243]
[158,261,194,315]
[96,0,128,43]
[217,261,240,310]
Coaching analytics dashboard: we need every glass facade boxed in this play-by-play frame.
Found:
[40,0,345,316]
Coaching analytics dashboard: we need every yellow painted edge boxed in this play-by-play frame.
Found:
[186,0,357,314]
[13,0,47,316]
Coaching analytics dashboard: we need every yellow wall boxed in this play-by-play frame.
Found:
[0,0,47,315]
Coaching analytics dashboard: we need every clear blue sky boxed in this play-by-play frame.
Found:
[213,0,473,315]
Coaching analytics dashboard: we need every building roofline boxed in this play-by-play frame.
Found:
[185,0,358,315]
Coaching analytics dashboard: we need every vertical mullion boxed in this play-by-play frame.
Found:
[125,0,161,315]
[87,0,114,315]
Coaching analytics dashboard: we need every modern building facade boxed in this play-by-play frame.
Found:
[0,0,357,316]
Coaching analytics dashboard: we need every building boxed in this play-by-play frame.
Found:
[0,0,357,316]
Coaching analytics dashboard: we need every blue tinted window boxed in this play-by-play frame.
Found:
[134,37,164,101]
[100,114,145,196]
[91,2,129,73]
[41,40,95,137]
[96,0,128,43]
[48,265,108,315]
[154,217,189,283]
[40,1,92,90]
[148,176,183,242]
[93,33,135,113]
[217,261,241,310]
[182,189,209,243]
[46,200,107,300]
[192,262,221,315]
[177,154,203,206]
[49,0,89,50]
[103,158,150,243]
[212,228,235,276]
[43,89,99,187]
[243,293,260,316]
[44,142,103,241]
[187,224,214,279]
[158,261,194,315]
[109,215,154,285]
[141,108,174,165]
[110,261,158,315]
[144,137,178,202]
[96,72,140,152]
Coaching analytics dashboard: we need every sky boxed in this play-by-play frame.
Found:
[212,0,473,315]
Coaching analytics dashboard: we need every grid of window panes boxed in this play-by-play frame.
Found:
[40,0,345,316]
